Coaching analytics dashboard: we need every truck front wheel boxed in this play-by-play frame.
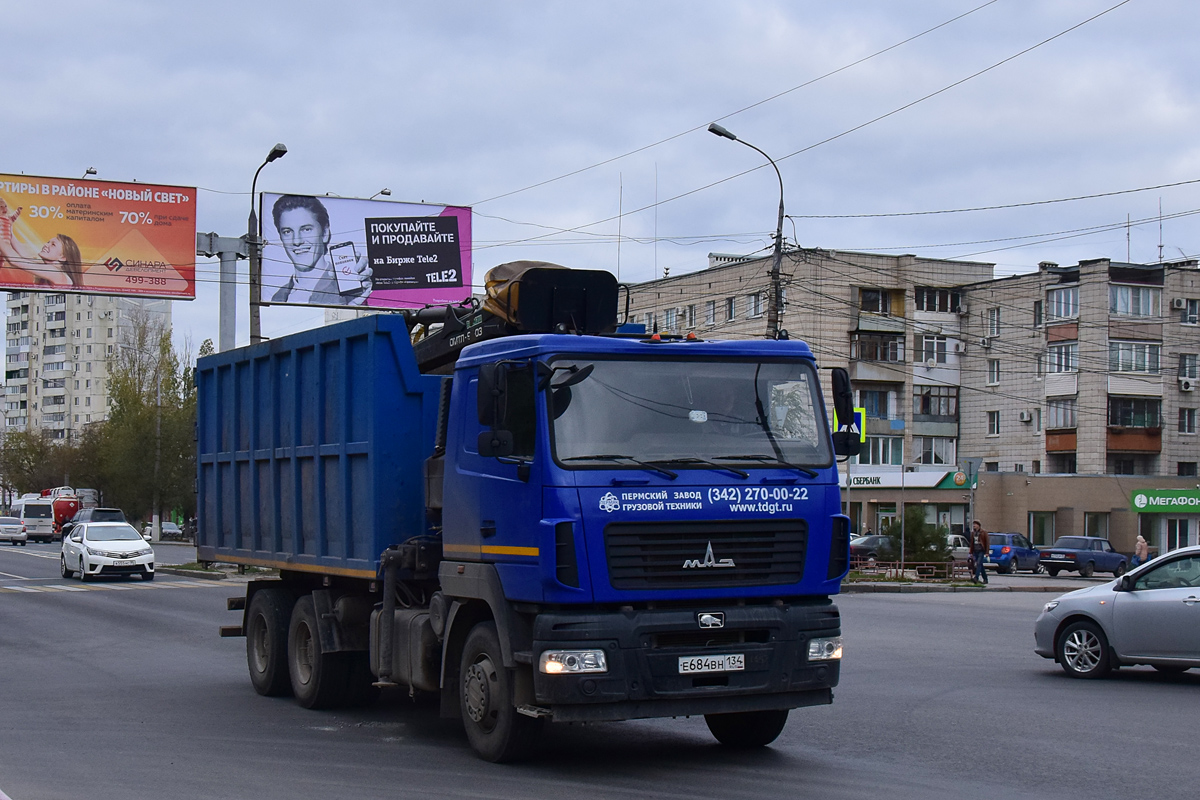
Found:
[288,595,348,709]
[460,621,542,762]
[704,709,790,748]
[246,588,293,697]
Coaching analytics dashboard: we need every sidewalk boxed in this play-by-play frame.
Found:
[843,569,1112,594]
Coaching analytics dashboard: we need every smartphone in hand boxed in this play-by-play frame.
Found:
[329,241,362,295]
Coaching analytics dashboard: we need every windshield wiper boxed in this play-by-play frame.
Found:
[562,454,678,480]
[713,454,819,478]
[648,457,748,480]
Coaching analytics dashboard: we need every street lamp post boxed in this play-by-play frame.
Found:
[248,143,288,345]
[708,123,785,339]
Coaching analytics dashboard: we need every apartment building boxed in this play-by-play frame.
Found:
[626,249,995,535]
[4,291,171,439]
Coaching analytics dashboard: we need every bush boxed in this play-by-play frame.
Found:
[880,506,952,562]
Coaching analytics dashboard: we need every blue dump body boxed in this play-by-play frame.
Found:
[195,315,443,578]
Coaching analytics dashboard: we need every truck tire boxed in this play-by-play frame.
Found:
[460,621,542,762]
[288,595,349,709]
[705,709,790,748]
[246,588,294,697]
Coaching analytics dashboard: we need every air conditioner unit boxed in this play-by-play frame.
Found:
[954,341,967,354]
[978,337,991,349]
[957,306,970,317]
[1181,378,1196,392]
[1018,410,1033,422]
[925,358,937,370]
[1172,298,1187,310]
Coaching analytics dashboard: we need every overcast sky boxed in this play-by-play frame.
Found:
[7,0,1199,354]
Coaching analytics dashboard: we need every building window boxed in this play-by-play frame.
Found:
[985,461,999,472]
[987,307,1001,336]
[913,385,957,417]
[987,359,1000,385]
[646,312,657,332]
[860,289,891,314]
[1047,286,1079,320]
[685,305,696,329]
[1034,407,1042,432]
[861,390,889,419]
[914,287,960,313]
[1108,397,1161,428]
[1084,512,1110,539]
[1014,463,1025,472]
[1032,460,1042,474]
[913,436,956,465]
[1180,407,1197,434]
[1179,462,1199,476]
[1047,343,1078,373]
[857,436,903,465]
[987,411,1000,435]
[664,308,678,331]
[1180,354,1199,380]
[704,300,716,326]
[1112,458,1136,475]
[1108,341,1161,373]
[916,335,948,364]
[725,297,736,321]
[1110,285,1161,317]
[1182,299,1199,325]
[850,334,904,362]
[1033,300,1043,327]
[745,293,764,318]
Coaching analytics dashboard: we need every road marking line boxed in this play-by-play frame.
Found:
[0,570,29,579]
[2,586,39,592]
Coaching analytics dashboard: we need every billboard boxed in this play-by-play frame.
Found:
[260,193,472,309]
[0,174,196,298]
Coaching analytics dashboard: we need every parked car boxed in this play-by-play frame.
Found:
[984,532,1042,574]
[142,521,183,539]
[60,522,155,581]
[947,534,970,561]
[1038,536,1128,577]
[850,535,894,566]
[0,516,27,546]
[61,507,127,540]
[1034,545,1200,677]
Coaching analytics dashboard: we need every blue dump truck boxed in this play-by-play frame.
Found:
[199,263,856,761]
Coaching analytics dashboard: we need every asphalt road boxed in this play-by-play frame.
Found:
[0,542,1195,800]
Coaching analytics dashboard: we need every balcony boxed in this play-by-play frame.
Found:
[855,312,906,334]
[1045,430,1077,452]
[1106,427,1162,453]
[1044,373,1078,397]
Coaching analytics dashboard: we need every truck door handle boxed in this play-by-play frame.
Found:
[480,523,496,538]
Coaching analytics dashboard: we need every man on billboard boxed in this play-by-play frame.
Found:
[266,195,373,306]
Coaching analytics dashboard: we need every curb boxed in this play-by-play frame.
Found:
[157,567,226,580]
[842,583,1070,593]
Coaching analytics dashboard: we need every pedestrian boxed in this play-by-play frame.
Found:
[971,520,989,584]
[1133,534,1148,567]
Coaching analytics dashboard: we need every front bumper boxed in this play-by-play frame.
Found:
[82,556,154,578]
[531,600,840,722]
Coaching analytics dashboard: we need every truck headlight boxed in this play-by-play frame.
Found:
[539,649,608,674]
[807,636,843,661]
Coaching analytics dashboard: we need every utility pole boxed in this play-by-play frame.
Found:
[707,123,785,339]
[196,233,249,353]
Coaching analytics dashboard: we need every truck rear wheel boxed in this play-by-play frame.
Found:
[288,595,349,709]
[246,588,293,697]
[704,709,790,748]
[460,621,542,762]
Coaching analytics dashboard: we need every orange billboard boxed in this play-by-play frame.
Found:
[0,174,196,299]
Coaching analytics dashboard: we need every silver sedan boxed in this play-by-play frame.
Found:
[1034,544,1200,678]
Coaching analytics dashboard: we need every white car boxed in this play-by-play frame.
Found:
[0,516,27,546]
[61,522,155,581]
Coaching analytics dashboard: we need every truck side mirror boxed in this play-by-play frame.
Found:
[830,368,860,457]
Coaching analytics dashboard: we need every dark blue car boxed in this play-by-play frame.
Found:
[1037,536,1128,578]
[984,532,1042,574]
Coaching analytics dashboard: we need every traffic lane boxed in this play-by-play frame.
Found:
[0,540,194,582]
[1,588,1194,800]
[825,592,1196,799]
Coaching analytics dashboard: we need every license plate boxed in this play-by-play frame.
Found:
[678,654,744,674]
[112,559,135,566]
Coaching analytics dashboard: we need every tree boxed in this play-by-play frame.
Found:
[881,505,952,563]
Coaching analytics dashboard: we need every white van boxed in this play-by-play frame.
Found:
[12,497,55,543]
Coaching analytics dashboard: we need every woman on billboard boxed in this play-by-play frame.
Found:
[0,228,84,288]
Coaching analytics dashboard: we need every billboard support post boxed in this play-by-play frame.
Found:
[196,233,249,353]
[248,144,287,345]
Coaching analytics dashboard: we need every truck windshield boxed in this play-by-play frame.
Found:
[549,357,832,468]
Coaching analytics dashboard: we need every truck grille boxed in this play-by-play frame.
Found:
[604,520,806,589]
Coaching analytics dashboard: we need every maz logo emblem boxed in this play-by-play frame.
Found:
[683,541,735,569]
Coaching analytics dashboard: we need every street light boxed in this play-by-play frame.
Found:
[707,123,786,339]
[248,143,288,345]
[82,167,97,179]
[370,188,391,199]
